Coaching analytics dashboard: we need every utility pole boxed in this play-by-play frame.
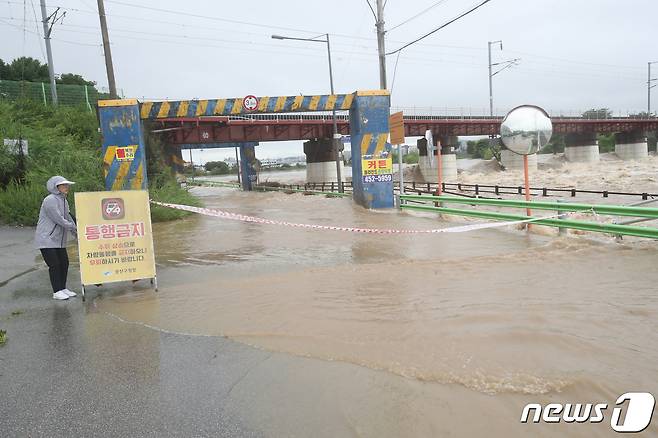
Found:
[488,40,502,117]
[39,0,58,105]
[488,40,519,117]
[375,0,387,89]
[97,0,117,98]
[326,33,344,192]
[648,61,657,116]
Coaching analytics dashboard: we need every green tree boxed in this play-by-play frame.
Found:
[404,151,419,164]
[597,134,615,153]
[0,57,97,88]
[466,138,495,159]
[57,73,96,86]
[0,58,8,80]
[6,57,49,82]
[540,133,565,154]
[582,108,612,119]
[204,160,230,175]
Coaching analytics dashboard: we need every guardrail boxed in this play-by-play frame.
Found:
[253,184,350,197]
[193,179,658,202]
[276,181,658,201]
[399,194,658,239]
[190,180,241,188]
[191,180,350,197]
[403,182,658,201]
[189,180,658,238]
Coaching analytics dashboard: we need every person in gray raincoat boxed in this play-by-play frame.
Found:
[35,176,78,300]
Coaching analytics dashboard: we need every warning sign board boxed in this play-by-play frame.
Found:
[75,190,156,286]
[389,111,405,145]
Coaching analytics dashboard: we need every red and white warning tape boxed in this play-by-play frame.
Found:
[151,201,563,235]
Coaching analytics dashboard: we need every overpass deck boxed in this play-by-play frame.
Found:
[153,115,658,145]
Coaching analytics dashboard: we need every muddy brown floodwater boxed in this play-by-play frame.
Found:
[96,186,658,437]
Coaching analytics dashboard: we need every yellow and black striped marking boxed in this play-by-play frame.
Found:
[103,144,146,190]
[140,94,354,119]
[359,133,390,158]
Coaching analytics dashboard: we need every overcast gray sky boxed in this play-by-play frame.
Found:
[2,0,656,160]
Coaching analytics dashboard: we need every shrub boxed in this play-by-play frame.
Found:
[0,101,202,225]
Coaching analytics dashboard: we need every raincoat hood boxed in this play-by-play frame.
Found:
[46,176,75,194]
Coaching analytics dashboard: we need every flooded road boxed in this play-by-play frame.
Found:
[95,186,658,436]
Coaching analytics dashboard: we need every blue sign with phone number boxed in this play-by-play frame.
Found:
[363,174,393,183]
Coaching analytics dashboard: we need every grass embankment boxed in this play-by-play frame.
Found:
[0,100,200,225]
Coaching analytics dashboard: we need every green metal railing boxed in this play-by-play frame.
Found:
[400,194,658,239]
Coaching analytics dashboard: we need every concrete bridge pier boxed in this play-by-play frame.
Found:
[303,138,344,183]
[500,148,537,171]
[564,133,599,162]
[239,143,258,191]
[416,137,458,182]
[349,90,394,208]
[166,144,186,180]
[436,136,458,179]
[615,131,648,160]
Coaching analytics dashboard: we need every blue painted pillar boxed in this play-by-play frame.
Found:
[98,99,148,190]
[349,90,394,209]
[239,143,258,191]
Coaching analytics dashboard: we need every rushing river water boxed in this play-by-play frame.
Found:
[96,186,658,436]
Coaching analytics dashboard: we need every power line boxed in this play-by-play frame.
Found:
[386,0,493,55]
[390,50,402,96]
[28,0,46,61]
[0,0,653,75]
[505,49,644,71]
[103,0,324,35]
[387,0,451,32]
[0,18,100,45]
[0,18,645,82]
[0,15,646,81]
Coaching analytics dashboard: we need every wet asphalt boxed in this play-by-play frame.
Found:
[3,222,440,438]
[0,227,361,438]
[0,266,268,437]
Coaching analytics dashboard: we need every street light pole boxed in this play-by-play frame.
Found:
[325,34,344,193]
[271,33,343,192]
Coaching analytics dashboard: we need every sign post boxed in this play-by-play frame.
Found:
[75,190,157,301]
[389,111,405,205]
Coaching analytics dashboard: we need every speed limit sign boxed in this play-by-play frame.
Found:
[243,95,259,112]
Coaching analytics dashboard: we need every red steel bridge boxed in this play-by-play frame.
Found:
[152,114,658,145]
